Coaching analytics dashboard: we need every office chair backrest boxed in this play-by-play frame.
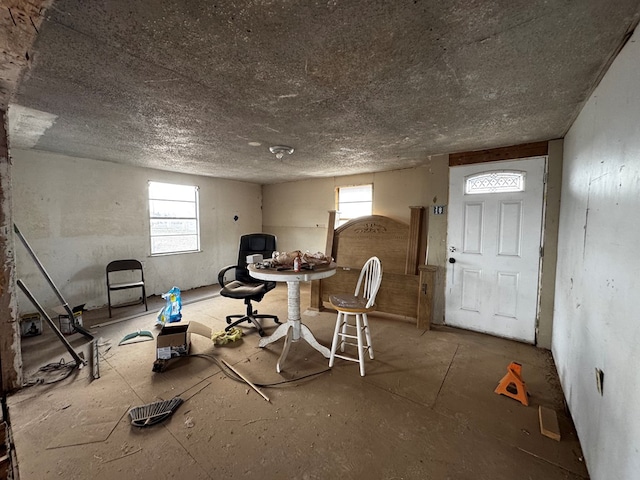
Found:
[236,233,277,283]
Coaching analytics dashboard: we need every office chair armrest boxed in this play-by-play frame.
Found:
[218,265,239,287]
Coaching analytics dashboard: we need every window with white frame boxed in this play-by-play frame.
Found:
[465,171,525,194]
[148,181,200,255]
[336,184,373,226]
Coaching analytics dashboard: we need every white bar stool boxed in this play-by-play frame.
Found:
[328,257,383,376]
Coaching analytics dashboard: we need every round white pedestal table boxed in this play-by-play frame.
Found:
[248,263,336,373]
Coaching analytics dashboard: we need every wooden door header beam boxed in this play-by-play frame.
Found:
[449,141,549,167]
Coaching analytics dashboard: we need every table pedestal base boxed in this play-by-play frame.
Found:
[258,280,330,373]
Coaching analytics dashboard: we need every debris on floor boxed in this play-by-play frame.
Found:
[221,359,270,402]
[538,406,561,441]
[211,327,243,345]
[97,337,112,354]
[100,443,142,464]
[118,330,154,346]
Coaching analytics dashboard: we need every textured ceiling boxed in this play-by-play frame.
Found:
[7,0,640,184]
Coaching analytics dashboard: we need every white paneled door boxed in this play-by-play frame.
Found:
[445,157,546,343]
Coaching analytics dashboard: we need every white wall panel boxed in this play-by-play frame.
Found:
[555,27,640,480]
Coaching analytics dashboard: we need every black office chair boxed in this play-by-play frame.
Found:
[217,233,280,336]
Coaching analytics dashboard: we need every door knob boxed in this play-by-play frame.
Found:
[449,258,456,264]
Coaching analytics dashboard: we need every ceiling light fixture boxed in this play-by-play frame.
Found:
[269,145,294,159]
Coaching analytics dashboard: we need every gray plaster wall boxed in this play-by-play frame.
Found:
[554,27,640,479]
[11,149,262,315]
[262,155,450,323]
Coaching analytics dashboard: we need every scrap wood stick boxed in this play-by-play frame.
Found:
[221,359,270,402]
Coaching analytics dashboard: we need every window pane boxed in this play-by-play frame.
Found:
[151,235,199,254]
[339,202,372,219]
[149,182,196,201]
[339,185,372,202]
[149,199,196,218]
[337,183,372,226]
[465,171,525,194]
[150,219,197,236]
[149,181,199,255]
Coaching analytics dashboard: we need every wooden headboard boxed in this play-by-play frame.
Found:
[310,207,436,329]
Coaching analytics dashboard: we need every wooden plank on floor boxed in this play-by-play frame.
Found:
[539,405,561,441]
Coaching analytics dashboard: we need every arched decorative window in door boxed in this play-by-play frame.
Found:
[465,171,526,194]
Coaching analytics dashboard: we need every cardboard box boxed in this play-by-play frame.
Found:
[156,321,214,360]
[156,322,191,360]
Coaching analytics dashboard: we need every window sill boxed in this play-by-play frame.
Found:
[149,250,202,257]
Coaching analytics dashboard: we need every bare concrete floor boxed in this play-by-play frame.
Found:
[9,283,588,479]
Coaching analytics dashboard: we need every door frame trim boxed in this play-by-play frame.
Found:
[449,142,549,167]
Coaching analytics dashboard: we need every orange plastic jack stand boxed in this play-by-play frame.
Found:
[494,362,529,406]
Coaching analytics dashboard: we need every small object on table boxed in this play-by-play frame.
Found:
[246,254,263,264]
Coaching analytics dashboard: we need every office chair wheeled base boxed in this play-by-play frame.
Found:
[225,298,280,337]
